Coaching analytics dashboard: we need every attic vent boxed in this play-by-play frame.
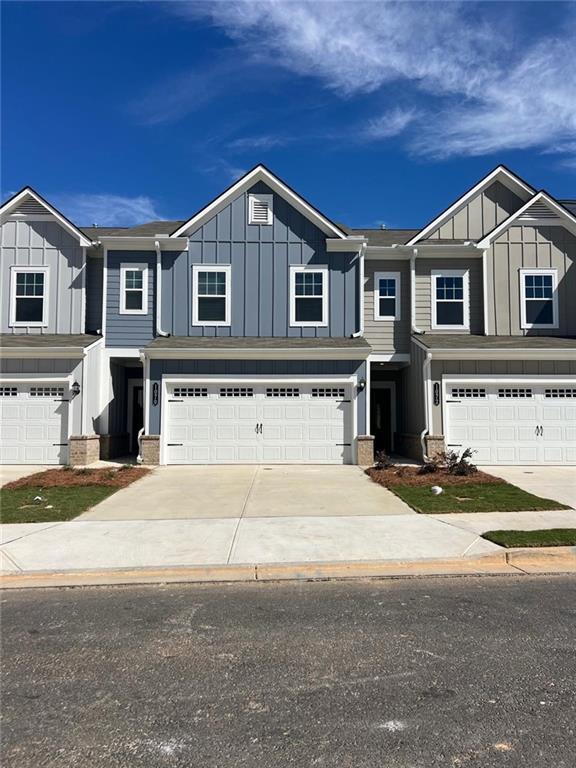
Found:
[518,201,560,222]
[11,195,49,216]
[248,194,273,225]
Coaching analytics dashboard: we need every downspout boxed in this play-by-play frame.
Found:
[410,247,424,334]
[482,248,489,335]
[352,241,367,337]
[154,240,170,338]
[420,351,432,461]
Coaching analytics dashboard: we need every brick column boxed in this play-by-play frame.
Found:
[69,435,101,466]
[140,435,160,465]
[356,435,375,467]
[425,434,445,458]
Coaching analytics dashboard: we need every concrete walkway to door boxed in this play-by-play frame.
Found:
[79,465,413,521]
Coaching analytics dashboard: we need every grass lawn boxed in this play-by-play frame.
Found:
[482,528,576,548]
[389,482,569,514]
[0,486,118,524]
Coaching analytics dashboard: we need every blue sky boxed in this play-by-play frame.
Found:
[2,1,576,228]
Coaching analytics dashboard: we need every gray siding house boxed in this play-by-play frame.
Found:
[1,164,575,467]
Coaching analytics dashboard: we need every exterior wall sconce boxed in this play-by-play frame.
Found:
[70,381,81,398]
[357,378,366,392]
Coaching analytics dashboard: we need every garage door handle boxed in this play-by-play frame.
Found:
[255,423,263,434]
[535,425,543,436]
[167,443,183,447]
[53,443,68,446]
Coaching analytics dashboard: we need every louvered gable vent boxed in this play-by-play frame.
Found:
[11,195,50,216]
[248,193,273,225]
[518,200,560,222]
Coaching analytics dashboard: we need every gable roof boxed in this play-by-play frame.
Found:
[406,165,536,246]
[170,164,347,239]
[477,191,576,248]
[0,187,92,247]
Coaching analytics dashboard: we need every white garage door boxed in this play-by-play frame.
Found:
[445,381,576,465]
[0,383,69,464]
[164,382,353,464]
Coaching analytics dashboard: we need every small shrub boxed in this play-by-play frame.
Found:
[374,450,394,470]
[449,447,478,476]
[417,461,439,475]
[118,464,132,472]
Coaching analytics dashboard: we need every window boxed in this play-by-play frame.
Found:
[10,267,48,326]
[451,388,486,399]
[192,265,231,326]
[248,193,273,225]
[30,386,65,398]
[545,388,576,398]
[431,269,469,330]
[374,272,400,320]
[498,388,532,398]
[219,387,254,397]
[120,263,148,315]
[266,387,300,397]
[0,387,17,397]
[173,387,208,398]
[312,387,346,398]
[290,265,328,327]
[520,269,558,329]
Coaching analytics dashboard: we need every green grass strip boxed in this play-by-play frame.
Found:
[482,528,576,548]
[0,486,118,524]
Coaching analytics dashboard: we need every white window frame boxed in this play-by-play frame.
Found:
[192,264,231,327]
[248,193,273,225]
[9,266,49,327]
[431,268,469,331]
[519,268,559,330]
[290,265,329,328]
[120,262,148,315]
[374,271,400,321]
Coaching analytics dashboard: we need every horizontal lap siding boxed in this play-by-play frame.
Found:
[487,225,576,336]
[415,258,483,334]
[0,219,84,334]
[106,251,156,347]
[162,182,358,338]
[364,259,410,353]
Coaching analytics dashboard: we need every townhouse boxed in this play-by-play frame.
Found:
[1,165,575,467]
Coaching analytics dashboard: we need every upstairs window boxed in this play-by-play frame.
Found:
[120,263,148,314]
[520,269,558,329]
[192,265,231,326]
[374,271,400,320]
[431,269,469,330]
[290,265,328,327]
[248,193,273,225]
[10,267,48,326]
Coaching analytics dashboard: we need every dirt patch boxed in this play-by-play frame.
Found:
[366,465,503,488]
[4,466,150,490]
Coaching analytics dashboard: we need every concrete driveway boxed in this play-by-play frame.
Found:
[0,465,52,488]
[79,465,413,521]
[482,465,576,509]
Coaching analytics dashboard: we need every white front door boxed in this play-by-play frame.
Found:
[164,382,353,464]
[445,380,576,465]
[0,383,70,464]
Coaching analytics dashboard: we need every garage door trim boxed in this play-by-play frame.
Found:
[160,374,358,465]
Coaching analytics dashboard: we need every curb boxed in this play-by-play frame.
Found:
[1,549,574,590]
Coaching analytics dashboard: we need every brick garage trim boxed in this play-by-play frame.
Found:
[69,435,100,466]
[141,435,160,465]
[357,435,375,466]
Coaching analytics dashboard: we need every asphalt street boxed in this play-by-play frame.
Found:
[2,575,575,767]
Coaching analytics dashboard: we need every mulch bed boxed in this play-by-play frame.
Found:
[4,466,150,490]
[366,465,503,488]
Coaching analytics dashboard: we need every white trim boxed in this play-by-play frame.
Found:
[444,374,576,383]
[80,246,87,336]
[0,188,92,246]
[289,264,329,328]
[407,166,535,245]
[143,355,150,435]
[431,268,470,331]
[481,249,489,335]
[369,353,411,363]
[120,262,149,315]
[373,271,400,321]
[0,374,72,381]
[159,374,358,466]
[519,268,559,330]
[248,193,273,225]
[9,265,49,328]
[477,191,576,248]
[192,264,231,327]
[170,165,347,239]
[103,347,142,358]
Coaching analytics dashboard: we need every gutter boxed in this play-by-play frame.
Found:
[410,248,424,334]
[352,241,367,338]
[420,351,433,461]
[154,240,170,338]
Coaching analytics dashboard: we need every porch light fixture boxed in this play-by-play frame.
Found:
[70,381,81,398]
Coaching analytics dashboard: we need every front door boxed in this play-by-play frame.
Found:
[131,385,144,453]
[371,387,392,455]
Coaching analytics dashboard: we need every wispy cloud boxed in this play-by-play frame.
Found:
[52,193,163,227]
[227,134,290,151]
[184,0,576,161]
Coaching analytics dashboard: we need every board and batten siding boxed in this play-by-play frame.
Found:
[161,182,359,338]
[430,358,576,435]
[148,358,367,435]
[486,225,576,336]
[105,251,156,347]
[0,219,85,334]
[363,259,410,353]
[426,181,525,241]
[414,258,484,334]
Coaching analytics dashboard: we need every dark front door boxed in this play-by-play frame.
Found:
[131,385,144,453]
[371,388,392,455]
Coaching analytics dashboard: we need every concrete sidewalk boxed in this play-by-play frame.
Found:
[2,509,576,579]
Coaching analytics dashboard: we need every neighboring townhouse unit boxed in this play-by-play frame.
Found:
[1,164,575,467]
